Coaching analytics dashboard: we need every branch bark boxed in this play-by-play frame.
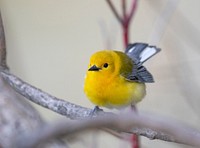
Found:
[1,69,200,147]
[0,70,93,119]
[14,111,200,148]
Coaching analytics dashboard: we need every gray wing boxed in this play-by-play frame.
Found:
[125,43,160,83]
[125,65,154,83]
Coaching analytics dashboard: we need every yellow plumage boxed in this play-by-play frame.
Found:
[84,43,160,109]
[84,50,146,109]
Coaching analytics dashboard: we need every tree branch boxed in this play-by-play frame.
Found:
[1,69,200,146]
[0,70,94,120]
[15,111,200,148]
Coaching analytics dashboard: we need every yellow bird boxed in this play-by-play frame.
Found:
[84,43,160,110]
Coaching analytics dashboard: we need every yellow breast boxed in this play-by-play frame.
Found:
[84,74,145,108]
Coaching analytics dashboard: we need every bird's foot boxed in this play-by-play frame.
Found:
[89,106,103,117]
[129,104,138,115]
[130,104,137,112]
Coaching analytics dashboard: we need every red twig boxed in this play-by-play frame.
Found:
[127,0,138,23]
[130,105,139,148]
[122,0,138,48]
[122,23,129,48]
[105,1,139,148]
[105,0,138,48]
[131,135,140,148]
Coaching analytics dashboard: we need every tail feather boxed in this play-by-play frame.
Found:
[125,43,161,65]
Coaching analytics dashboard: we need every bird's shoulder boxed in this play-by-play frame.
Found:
[112,50,134,77]
[113,50,154,83]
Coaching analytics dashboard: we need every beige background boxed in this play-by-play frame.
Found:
[1,0,200,148]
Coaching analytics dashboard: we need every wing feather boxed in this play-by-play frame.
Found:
[124,43,160,83]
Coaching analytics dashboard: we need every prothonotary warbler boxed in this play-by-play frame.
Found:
[84,43,160,110]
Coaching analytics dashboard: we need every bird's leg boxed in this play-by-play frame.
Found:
[130,103,137,114]
[89,106,103,116]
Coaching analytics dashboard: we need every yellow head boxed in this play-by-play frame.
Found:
[87,50,121,78]
[86,50,134,78]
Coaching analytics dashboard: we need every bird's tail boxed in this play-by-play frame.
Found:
[125,43,161,65]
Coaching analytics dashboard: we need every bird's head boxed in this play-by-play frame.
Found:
[87,50,119,76]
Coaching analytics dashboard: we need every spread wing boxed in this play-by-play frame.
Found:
[124,43,161,83]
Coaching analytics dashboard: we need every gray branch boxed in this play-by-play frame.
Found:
[0,70,93,120]
[1,69,199,146]
[15,112,200,148]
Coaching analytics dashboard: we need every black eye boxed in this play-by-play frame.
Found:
[103,63,108,68]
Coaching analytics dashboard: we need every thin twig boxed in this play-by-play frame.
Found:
[122,0,127,20]
[127,0,138,24]
[105,0,123,24]
[0,12,8,69]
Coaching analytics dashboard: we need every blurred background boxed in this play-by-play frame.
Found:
[0,0,200,147]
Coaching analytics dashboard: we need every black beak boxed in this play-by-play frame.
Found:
[88,65,101,71]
